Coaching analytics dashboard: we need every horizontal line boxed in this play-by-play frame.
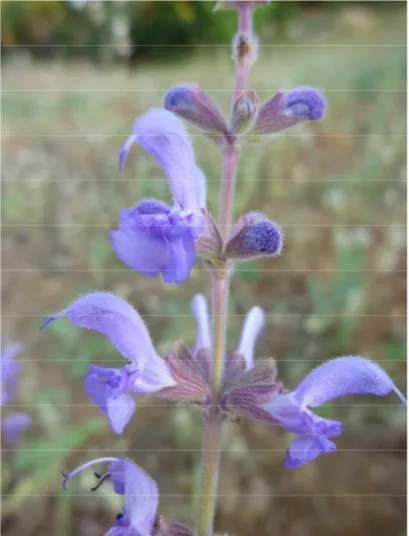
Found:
[3,314,406,318]
[9,359,407,363]
[1,179,406,183]
[4,44,406,48]
[1,269,406,273]
[1,224,405,228]
[6,404,406,408]
[1,134,406,138]
[1,89,405,93]
[2,494,406,498]
[3,449,405,453]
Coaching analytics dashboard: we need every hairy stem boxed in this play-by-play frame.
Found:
[196,6,253,536]
[196,410,223,536]
[196,147,239,536]
[234,3,254,102]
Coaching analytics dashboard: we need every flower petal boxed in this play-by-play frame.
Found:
[119,108,198,212]
[194,166,207,209]
[191,294,211,353]
[284,435,337,469]
[294,356,407,408]
[2,412,32,442]
[237,306,265,370]
[162,235,196,284]
[129,360,176,394]
[84,372,136,435]
[110,228,170,277]
[41,292,158,364]
[106,394,136,436]
[109,458,158,533]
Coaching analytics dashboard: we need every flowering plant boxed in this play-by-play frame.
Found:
[41,2,406,535]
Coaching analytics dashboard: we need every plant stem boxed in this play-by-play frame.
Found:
[196,409,223,536]
[196,6,253,536]
[233,3,253,102]
[196,146,239,536]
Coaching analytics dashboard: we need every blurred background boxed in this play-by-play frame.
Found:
[1,1,407,535]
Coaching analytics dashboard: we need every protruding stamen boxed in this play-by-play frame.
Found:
[91,472,112,492]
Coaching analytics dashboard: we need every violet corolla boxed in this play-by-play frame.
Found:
[62,457,194,536]
[262,356,407,468]
[1,342,32,442]
[63,457,158,536]
[41,292,176,434]
[114,109,207,284]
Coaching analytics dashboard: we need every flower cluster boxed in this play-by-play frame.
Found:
[45,292,406,471]
[39,1,406,534]
[1,342,32,442]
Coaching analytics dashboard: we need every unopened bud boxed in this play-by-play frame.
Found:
[252,87,326,136]
[230,90,259,135]
[164,84,228,136]
[215,0,270,12]
[225,213,283,260]
[232,31,259,68]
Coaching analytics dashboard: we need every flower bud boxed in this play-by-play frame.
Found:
[230,90,259,135]
[225,213,283,260]
[252,87,326,136]
[215,0,270,12]
[164,84,228,137]
[232,31,259,69]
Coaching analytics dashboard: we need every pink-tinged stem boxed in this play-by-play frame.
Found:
[196,6,253,534]
[233,3,254,102]
[196,149,238,536]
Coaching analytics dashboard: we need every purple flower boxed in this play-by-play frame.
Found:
[252,87,326,137]
[1,342,23,405]
[1,343,32,442]
[114,109,207,284]
[41,292,176,434]
[62,457,158,536]
[2,413,32,443]
[262,356,407,468]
